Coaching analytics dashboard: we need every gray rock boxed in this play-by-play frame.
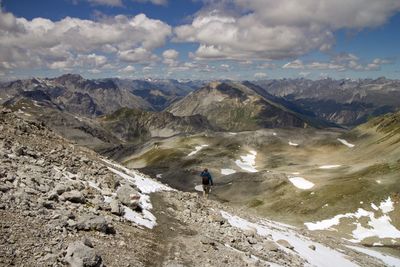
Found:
[200,236,216,246]
[116,185,140,209]
[309,244,316,251]
[277,239,294,250]
[244,229,257,237]
[13,146,27,156]
[55,184,69,195]
[110,199,124,216]
[0,184,13,192]
[65,241,103,267]
[263,240,279,252]
[75,215,115,234]
[247,237,258,245]
[82,237,94,248]
[61,190,86,204]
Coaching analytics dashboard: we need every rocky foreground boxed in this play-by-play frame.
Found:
[0,108,397,267]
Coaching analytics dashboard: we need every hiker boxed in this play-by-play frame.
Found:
[200,168,213,198]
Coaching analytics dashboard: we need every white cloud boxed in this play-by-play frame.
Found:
[175,0,400,60]
[220,64,230,69]
[133,0,167,5]
[162,49,179,60]
[0,11,171,72]
[81,0,168,6]
[118,47,159,63]
[257,62,276,69]
[283,54,392,72]
[254,72,268,79]
[119,65,136,73]
[299,71,311,77]
[87,0,123,6]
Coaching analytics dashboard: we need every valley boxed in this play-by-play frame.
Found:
[1,74,400,266]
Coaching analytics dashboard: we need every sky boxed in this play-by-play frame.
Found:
[1,0,400,81]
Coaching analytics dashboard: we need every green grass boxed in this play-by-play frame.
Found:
[248,198,264,208]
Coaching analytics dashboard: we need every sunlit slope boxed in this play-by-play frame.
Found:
[118,112,400,246]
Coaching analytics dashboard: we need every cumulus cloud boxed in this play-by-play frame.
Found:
[283,54,392,71]
[133,0,167,5]
[87,0,123,6]
[162,49,179,66]
[79,0,167,6]
[254,72,268,79]
[119,65,136,72]
[0,10,171,72]
[175,0,400,60]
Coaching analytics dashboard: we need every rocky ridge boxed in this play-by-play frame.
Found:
[0,108,396,266]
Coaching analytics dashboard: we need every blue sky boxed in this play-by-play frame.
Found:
[1,0,400,80]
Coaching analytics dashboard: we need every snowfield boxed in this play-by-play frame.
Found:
[221,168,237,175]
[187,144,208,156]
[221,211,359,267]
[338,138,355,148]
[235,150,258,172]
[319,165,341,169]
[289,177,315,190]
[101,159,173,229]
[194,185,203,192]
[288,141,299,146]
[346,245,400,267]
[305,197,400,243]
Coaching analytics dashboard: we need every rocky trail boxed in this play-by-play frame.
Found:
[1,107,399,267]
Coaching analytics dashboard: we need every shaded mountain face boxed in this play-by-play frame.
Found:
[254,78,400,127]
[0,74,152,117]
[112,79,205,111]
[167,81,328,131]
[99,107,214,143]
[0,74,204,117]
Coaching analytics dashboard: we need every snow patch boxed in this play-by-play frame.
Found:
[103,160,173,194]
[319,165,341,169]
[221,168,236,175]
[289,177,314,190]
[221,211,358,267]
[123,206,157,229]
[187,144,208,156]
[347,245,400,267]
[194,185,203,192]
[288,141,299,146]
[305,197,400,242]
[101,159,173,229]
[235,150,258,173]
[338,138,355,148]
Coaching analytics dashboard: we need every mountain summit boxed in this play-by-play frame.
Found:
[168,81,316,131]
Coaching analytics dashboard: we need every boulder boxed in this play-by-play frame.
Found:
[75,215,115,234]
[263,240,279,252]
[64,241,103,267]
[110,199,124,216]
[61,190,86,204]
[54,184,69,195]
[116,185,140,209]
[277,239,294,250]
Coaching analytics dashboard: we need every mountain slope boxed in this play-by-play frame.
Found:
[0,107,395,267]
[255,78,400,126]
[1,74,152,117]
[99,107,214,143]
[168,81,328,131]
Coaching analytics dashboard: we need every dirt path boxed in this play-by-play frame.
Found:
[144,193,197,267]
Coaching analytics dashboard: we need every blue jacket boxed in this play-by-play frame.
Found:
[200,171,213,185]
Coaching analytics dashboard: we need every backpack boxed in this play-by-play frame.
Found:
[201,172,209,185]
